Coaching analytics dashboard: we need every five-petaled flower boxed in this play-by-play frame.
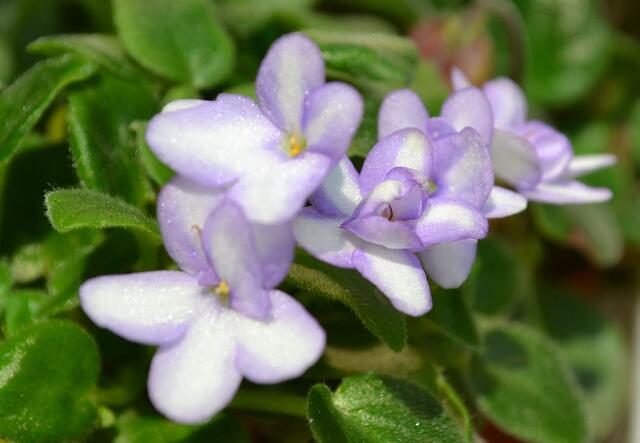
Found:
[80,177,325,424]
[146,33,363,224]
[452,68,615,204]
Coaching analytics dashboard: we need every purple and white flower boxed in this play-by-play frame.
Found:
[372,87,527,289]
[80,177,324,424]
[452,68,615,204]
[293,120,492,315]
[145,33,363,224]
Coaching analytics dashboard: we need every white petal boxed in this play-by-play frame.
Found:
[293,208,360,268]
[148,307,242,424]
[377,89,429,139]
[235,290,325,383]
[482,186,527,218]
[310,158,363,217]
[491,129,542,189]
[520,180,613,204]
[419,240,477,289]
[353,244,431,316]
[79,271,201,346]
[565,154,616,178]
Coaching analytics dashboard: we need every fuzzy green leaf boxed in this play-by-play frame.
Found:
[45,188,160,240]
[113,0,235,88]
[0,54,95,163]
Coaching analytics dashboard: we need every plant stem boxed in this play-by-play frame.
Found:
[229,389,308,418]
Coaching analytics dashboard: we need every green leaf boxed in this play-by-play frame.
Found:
[308,373,465,443]
[113,0,235,88]
[28,34,149,82]
[513,0,610,105]
[132,121,174,187]
[426,288,478,348]
[67,71,158,205]
[0,320,100,442]
[305,29,417,98]
[471,322,588,443]
[115,411,250,443]
[531,203,623,267]
[0,54,95,163]
[1,289,47,336]
[463,238,520,316]
[45,188,161,240]
[538,287,628,439]
[286,252,406,351]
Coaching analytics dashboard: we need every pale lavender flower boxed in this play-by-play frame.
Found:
[452,68,615,204]
[293,123,491,315]
[145,33,363,224]
[80,177,324,424]
[372,87,527,289]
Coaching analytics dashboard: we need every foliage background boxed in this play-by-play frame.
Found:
[0,0,638,442]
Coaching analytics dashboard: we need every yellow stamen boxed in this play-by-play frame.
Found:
[213,280,230,297]
[289,133,305,157]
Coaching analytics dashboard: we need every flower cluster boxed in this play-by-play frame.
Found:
[79,33,614,423]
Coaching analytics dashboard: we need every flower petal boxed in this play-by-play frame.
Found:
[157,176,224,279]
[565,154,616,178]
[520,180,613,204]
[378,89,429,139]
[353,244,431,316]
[293,208,360,268]
[162,99,208,112]
[342,216,423,250]
[251,221,295,288]
[515,121,572,181]
[491,129,542,189]
[413,197,488,247]
[228,151,332,224]
[360,128,433,194]
[79,271,201,346]
[148,307,242,424]
[310,158,363,217]
[256,33,325,132]
[450,67,472,90]
[483,78,527,129]
[482,186,527,218]
[146,94,283,187]
[235,290,325,383]
[303,82,363,160]
[201,200,270,319]
[440,87,493,145]
[419,240,477,289]
[431,127,493,209]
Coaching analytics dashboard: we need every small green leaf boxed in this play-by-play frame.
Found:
[0,54,95,163]
[305,29,417,98]
[113,0,235,88]
[538,287,628,439]
[115,411,250,443]
[286,252,406,351]
[1,289,47,336]
[28,34,149,82]
[471,322,588,443]
[132,121,174,187]
[308,373,465,443]
[67,71,158,205]
[0,320,100,442]
[514,0,610,105]
[45,188,160,240]
[427,288,478,347]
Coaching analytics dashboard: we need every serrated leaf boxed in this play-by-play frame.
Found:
[113,0,235,88]
[28,34,149,82]
[45,188,160,240]
[471,322,588,443]
[305,29,417,97]
[286,252,406,351]
[308,373,465,443]
[0,54,95,163]
[538,287,628,439]
[67,71,158,205]
[0,320,100,442]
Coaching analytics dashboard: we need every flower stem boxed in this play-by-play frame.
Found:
[229,389,308,418]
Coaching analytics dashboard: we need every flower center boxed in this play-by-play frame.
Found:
[211,280,230,303]
[287,133,306,157]
[380,204,394,221]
